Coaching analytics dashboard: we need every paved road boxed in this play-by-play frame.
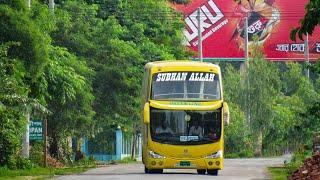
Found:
[55,158,285,180]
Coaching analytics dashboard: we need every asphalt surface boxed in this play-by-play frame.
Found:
[55,158,285,180]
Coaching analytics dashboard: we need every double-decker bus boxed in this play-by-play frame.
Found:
[141,61,229,175]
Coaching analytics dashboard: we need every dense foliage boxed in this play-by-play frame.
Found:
[223,39,320,157]
[0,0,319,170]
[0,42,28,168]
[0,0,190,166]
[291,0,320,40]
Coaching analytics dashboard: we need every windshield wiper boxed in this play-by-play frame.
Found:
[156,137,171,143]
[200,137,215,142]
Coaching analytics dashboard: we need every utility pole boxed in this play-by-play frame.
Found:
[43,119,48,167]
[197,7,205,98]
[197,7,203,62]
[304,33,309,78]
[49,0,55,13]
[244,17,249,70]
[25,0,31,9]
[240,17,249,73]
[244,16,251,127]
[22,106,30,158]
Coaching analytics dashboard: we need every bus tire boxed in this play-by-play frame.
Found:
[145,167,163,174]
[144,166,150,173]
[197,169,206,174]
[207,169,218,176]
[154,169,163,174]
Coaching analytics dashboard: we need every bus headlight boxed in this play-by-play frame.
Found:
[149,151,165,159]
[206,150,223,159]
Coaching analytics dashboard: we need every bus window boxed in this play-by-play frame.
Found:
[149,108,222,145]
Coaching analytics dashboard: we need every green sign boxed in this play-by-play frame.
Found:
[29,120,42,141]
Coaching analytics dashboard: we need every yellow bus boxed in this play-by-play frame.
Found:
[141,61,229,175]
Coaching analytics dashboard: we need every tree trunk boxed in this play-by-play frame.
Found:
[50,134,59,159]
[21,108,30,158]
[254,130,263,157]
[131,133,136,159]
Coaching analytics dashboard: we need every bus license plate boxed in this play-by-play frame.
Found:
[180,161,190,167]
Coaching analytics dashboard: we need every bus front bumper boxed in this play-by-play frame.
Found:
[145,157,223,170]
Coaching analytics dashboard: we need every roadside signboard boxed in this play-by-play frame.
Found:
[29,120,43,141]
[173,0,320,61]
[314,132,320,154]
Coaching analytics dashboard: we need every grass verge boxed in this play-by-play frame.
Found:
[268,167,288,180]
[0,166,94,179]
[115,157,137,164]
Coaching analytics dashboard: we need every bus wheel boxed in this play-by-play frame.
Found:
[144,166,150,173]
[145,167,163,174]
[197,169,206,174]
[154,169,163,174]
[207,169,218,176]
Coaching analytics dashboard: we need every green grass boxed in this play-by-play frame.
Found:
[115,157,137,164]
[0,176,49,180]
[268,167,289,180]
[0,166,95,179]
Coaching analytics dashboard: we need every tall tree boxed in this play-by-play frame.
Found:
[0,0,97,160]
[0,42,28,168]
[45,46,95,158]
[51,0,191,153]
[246,38,281,156]
[0,0,51,99]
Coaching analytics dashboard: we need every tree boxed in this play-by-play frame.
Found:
[51,0,191,154]
[169,0,190,4]
[267,63,311,152]
[45,46,95,158]
[0,1,51,98]
[0,42,28,168]
[224,103,252,157]
[0,1,53,167]
[291,0,320,40]
[1,0,97,160]
[247,39,281,156]
[310,60,320,74]
[223,41,282,156]
[223,64,246,108]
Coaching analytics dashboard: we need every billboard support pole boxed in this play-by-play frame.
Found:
[22,106,30,158]
[49,0,54,13]
[244,16,250,127]
[43,119,47,167]
[244,17,249,69]
[197,8,203,62]
[25,0,31,9]
[304,33,309,78]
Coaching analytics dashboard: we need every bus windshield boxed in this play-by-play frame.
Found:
[151,72,220,101]
[150,108,221,145]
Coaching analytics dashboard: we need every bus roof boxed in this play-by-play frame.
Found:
[144,60,220,70]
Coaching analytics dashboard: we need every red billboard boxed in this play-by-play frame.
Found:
[174,0,320,61]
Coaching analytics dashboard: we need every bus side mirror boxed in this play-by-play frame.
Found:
[144,103,150,124]
[223,102,230,125]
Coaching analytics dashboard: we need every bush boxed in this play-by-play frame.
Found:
[30,142,44,166]
[7,156,33,170]
[0,108,25,168]
[72,156,95,167]
[16,156,33,169]
[239,150,254,158]
[285,146,312,175]
[225,153,239,158]
[224,103,254,158]
[116,157,137,164]
[225,150,254,158]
